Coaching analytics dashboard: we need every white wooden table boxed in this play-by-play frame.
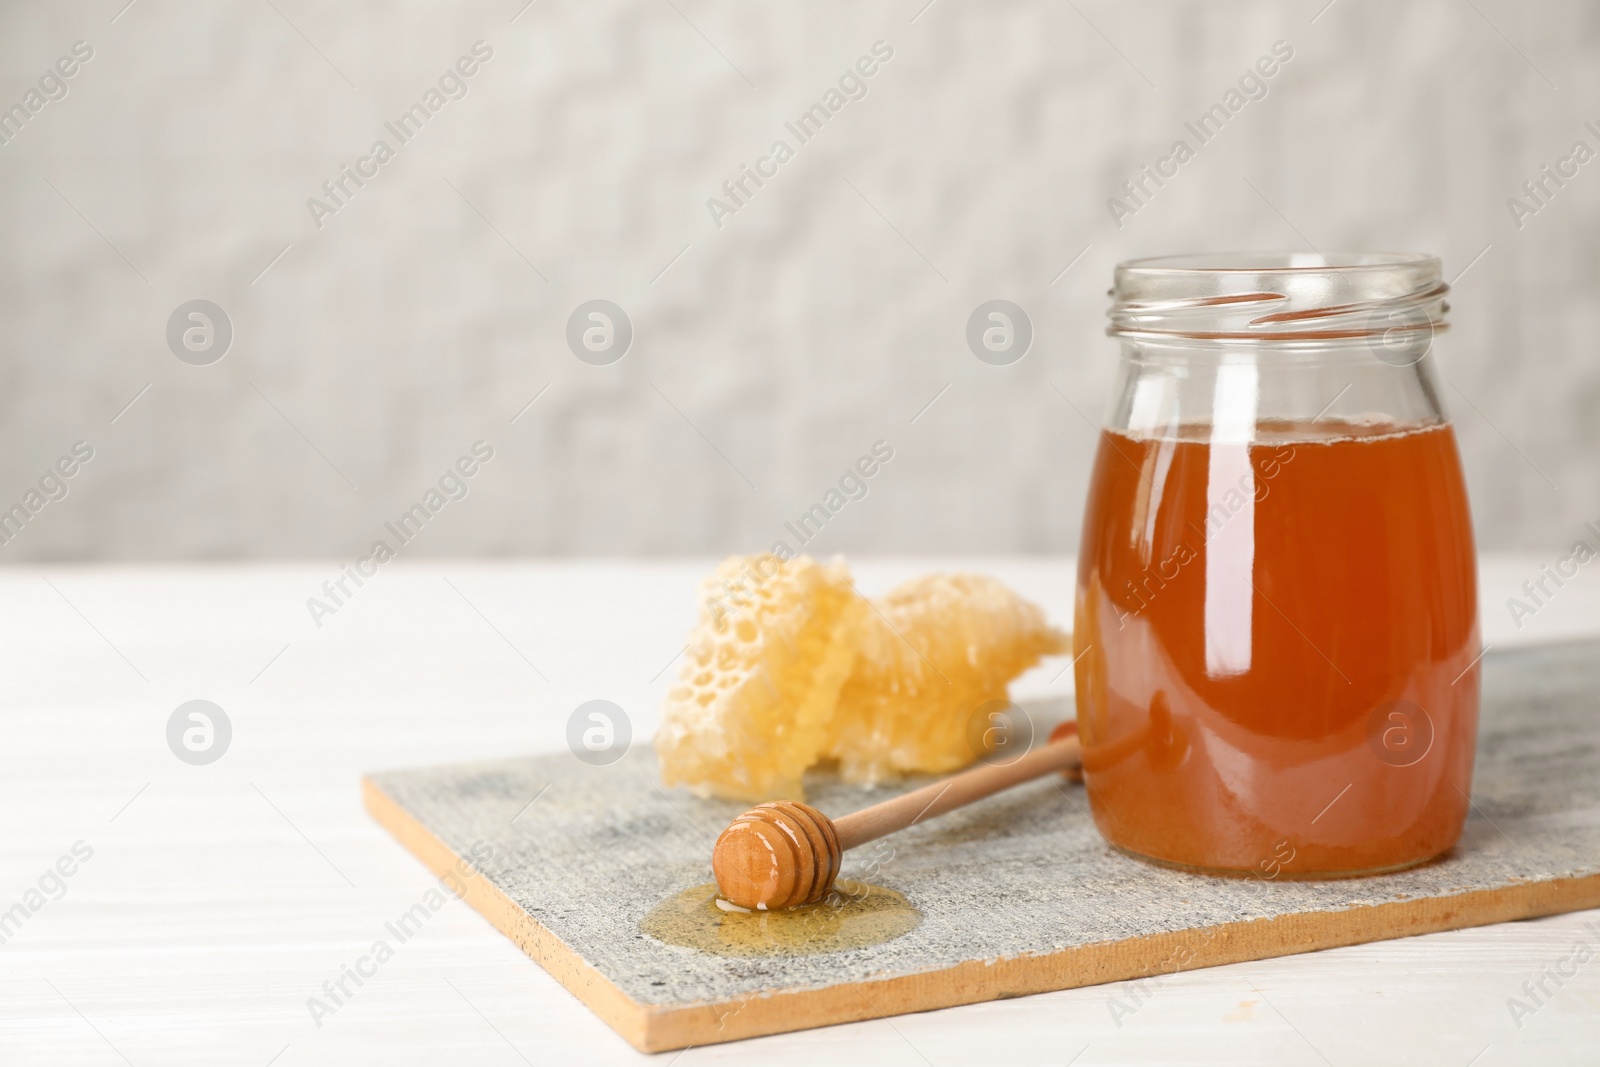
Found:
[2,557,1595,1066]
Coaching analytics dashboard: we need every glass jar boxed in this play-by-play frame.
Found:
[1074,252,1480,878]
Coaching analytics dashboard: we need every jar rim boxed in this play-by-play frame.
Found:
[1117,251,1440,275]
[1109,251,1447,350]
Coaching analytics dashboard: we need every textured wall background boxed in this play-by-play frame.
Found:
[0,0,1595,561]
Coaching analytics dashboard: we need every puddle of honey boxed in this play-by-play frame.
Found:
[641,880,921,957]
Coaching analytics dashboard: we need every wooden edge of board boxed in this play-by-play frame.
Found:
[360,777,654,1051]
[363,775,1600,1054]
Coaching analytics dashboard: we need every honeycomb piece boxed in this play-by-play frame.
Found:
[823,573,1069,784]
[655,554,865,801]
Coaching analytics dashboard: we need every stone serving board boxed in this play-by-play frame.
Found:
[363,640,1600,1052]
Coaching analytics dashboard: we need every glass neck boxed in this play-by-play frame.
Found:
[1104,252,1451,439]
[1106,342,1448,439]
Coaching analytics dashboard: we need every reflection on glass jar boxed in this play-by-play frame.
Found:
[1075,252,1480,878]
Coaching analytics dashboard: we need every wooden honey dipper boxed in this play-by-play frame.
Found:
[712,725,1083,910]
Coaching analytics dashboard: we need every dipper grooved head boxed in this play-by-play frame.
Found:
[712,801,841,910]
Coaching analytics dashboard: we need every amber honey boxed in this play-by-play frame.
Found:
[1074,419,1480,876]
[641,881,920,957]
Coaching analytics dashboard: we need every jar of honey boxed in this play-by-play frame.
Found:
[1074,253,1480,878]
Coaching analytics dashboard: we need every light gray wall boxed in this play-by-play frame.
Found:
[0,0,1595,561]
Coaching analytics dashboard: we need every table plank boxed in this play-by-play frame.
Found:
[0,558,1595,1065]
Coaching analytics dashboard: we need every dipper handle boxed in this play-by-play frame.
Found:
[711,730,1082,910]
[833,732,1082,850]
